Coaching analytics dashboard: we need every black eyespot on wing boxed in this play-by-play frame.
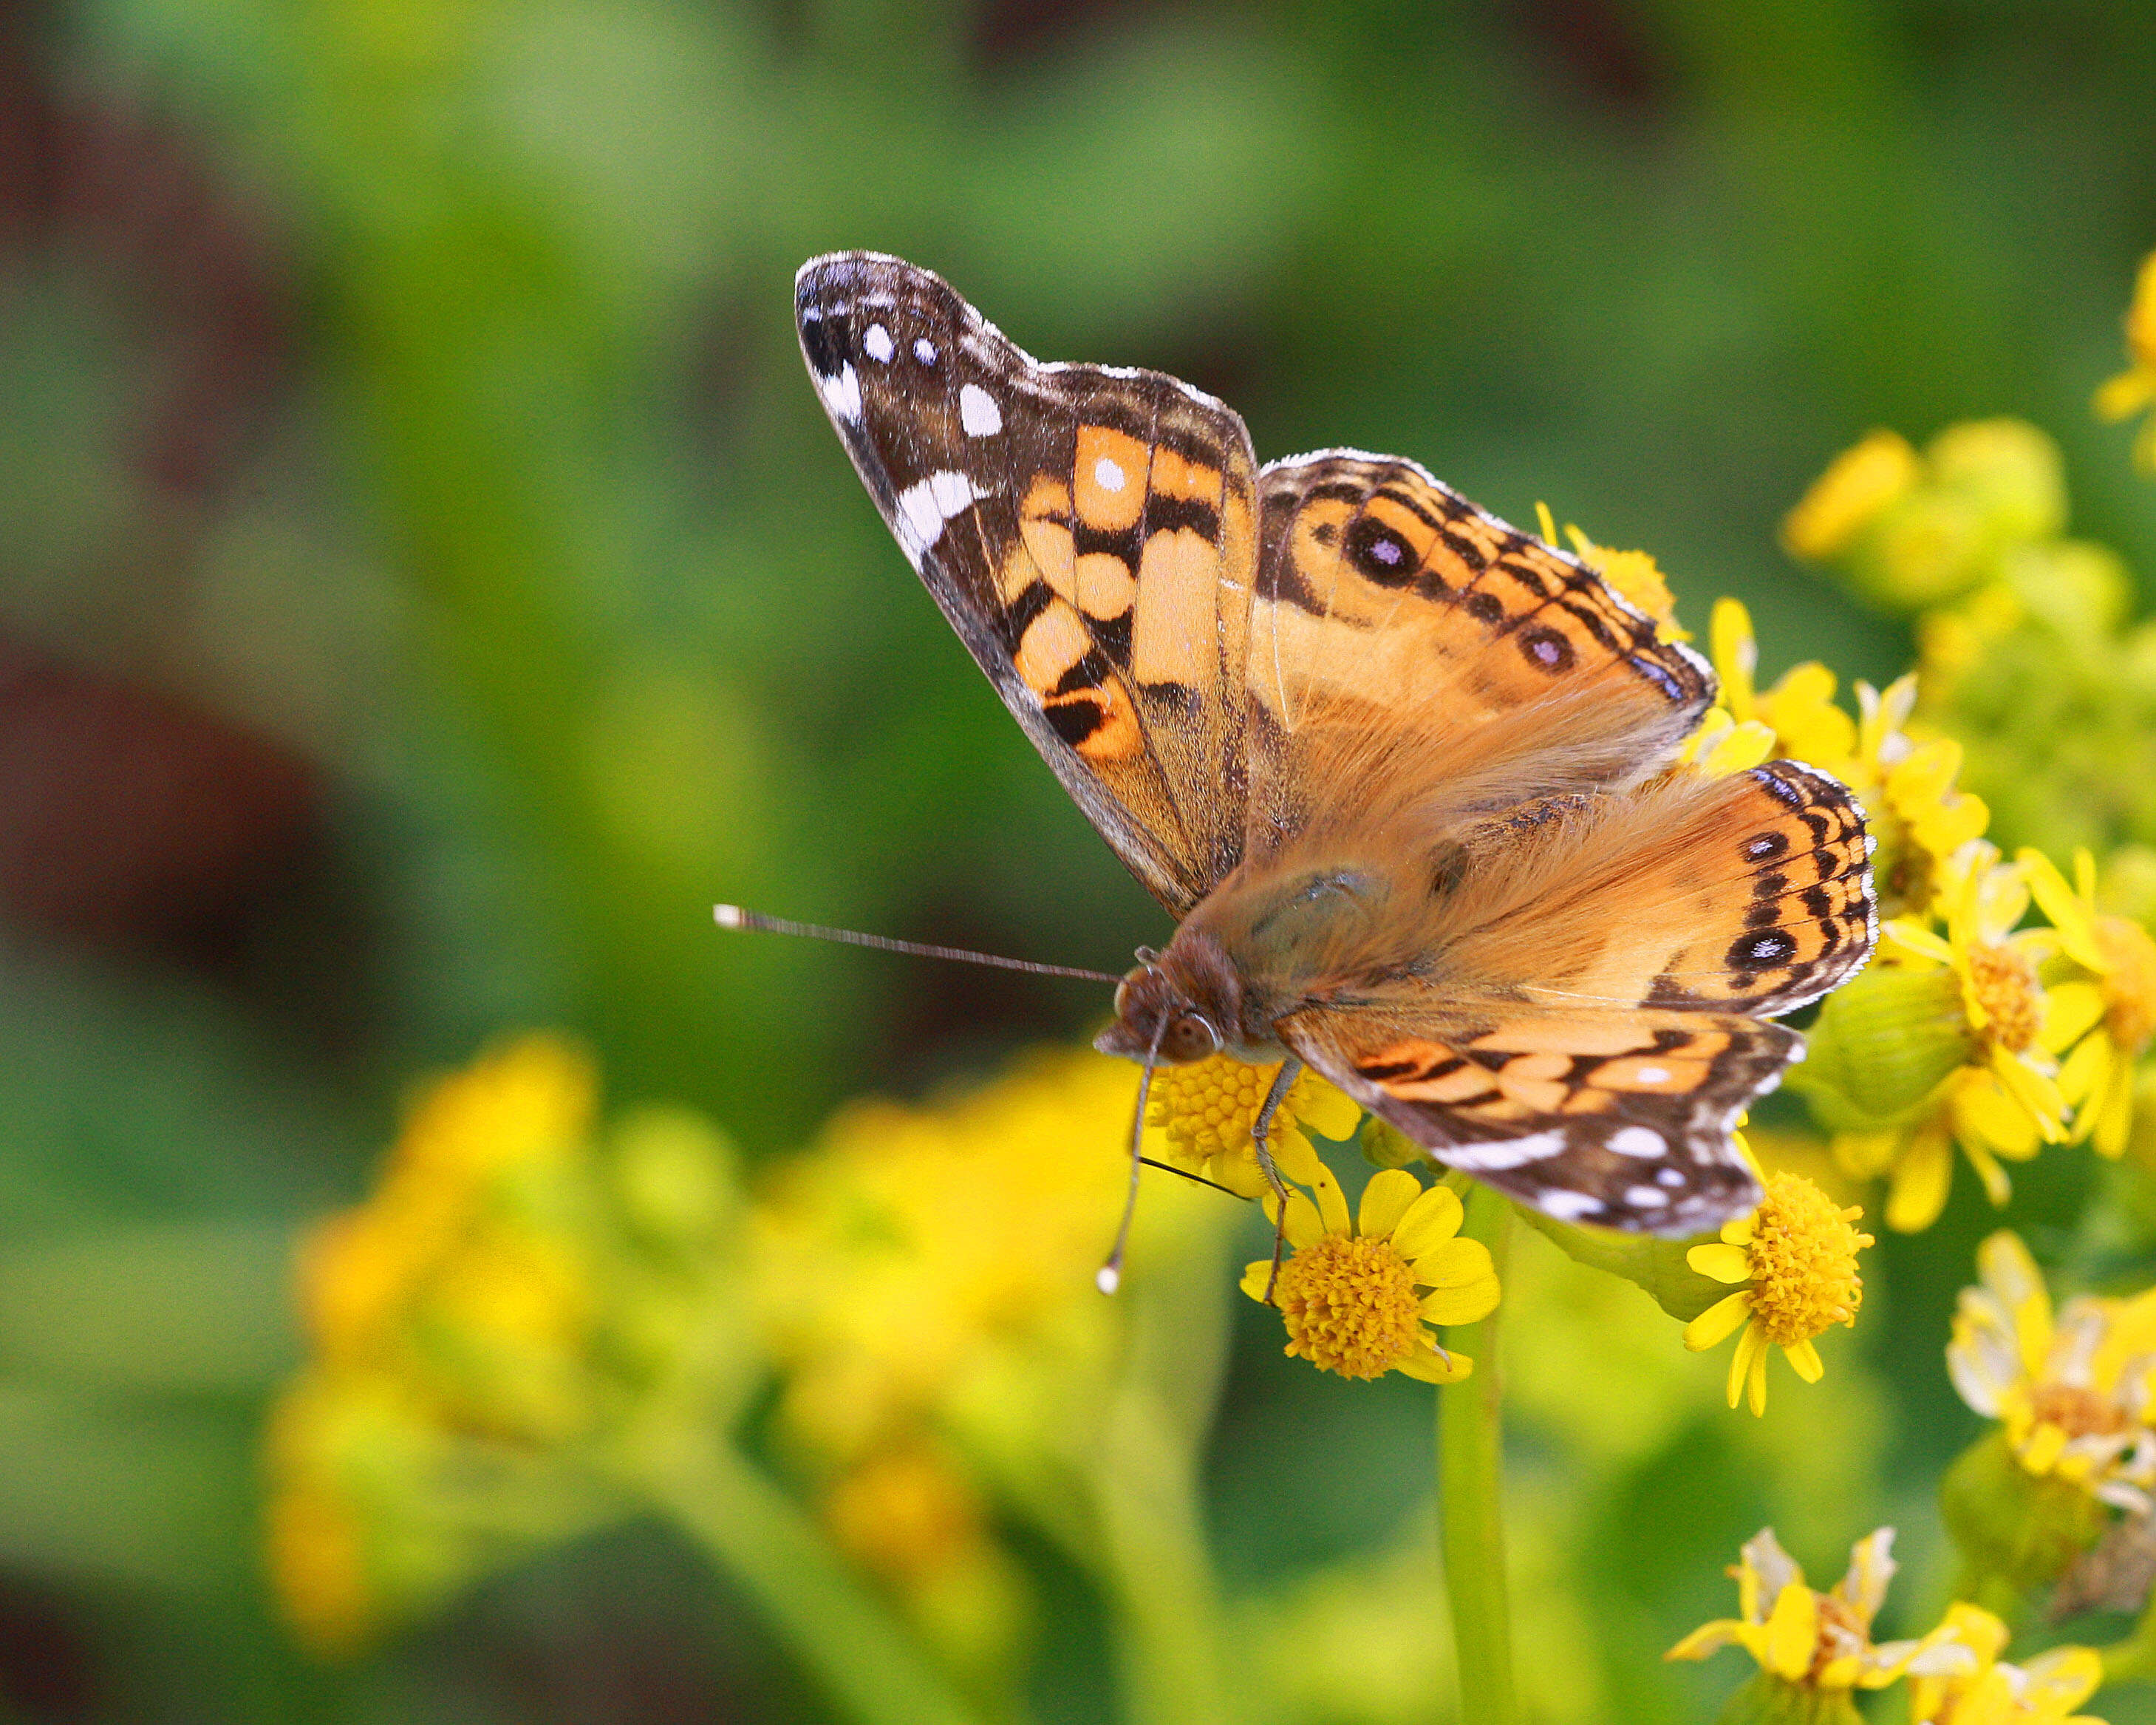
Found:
[1344,514,1418,586]
[1518,626,1575,673]
[1743,831,1790,862]
[1464,592,1504,625]
[1727,928,1798,970]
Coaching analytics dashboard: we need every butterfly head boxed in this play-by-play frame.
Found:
[1094,934,1249,1066]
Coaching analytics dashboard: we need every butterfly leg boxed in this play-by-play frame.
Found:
[1252,1058,1303,1304]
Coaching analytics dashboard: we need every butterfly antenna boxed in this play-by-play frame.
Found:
[715,905,1121,984]
[1099,1016,1171,1295]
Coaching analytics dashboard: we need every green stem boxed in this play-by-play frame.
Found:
[1441,1184,1518,1725]
[1088,1225,1234,1725]
[2104,1590,2156,1684]
[638,1435,986,1725]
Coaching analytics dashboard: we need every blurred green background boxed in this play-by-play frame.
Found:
[2,0,2154,1718]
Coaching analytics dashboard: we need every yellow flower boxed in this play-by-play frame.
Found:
[755,1049,1219,1461]
[1908,1604,2106,1725]
[2023,848,2156,1159]
[1240,1170,1498,1383]
[1880,842,2070,1144]
[1147,1053,1362,1200]
[2095,248,2156,473]
[1683,1171,1872,1415]
[1781,429,1923,560]
[1667,1527,1980,1690]
[1948,1231,2156,1511]
[1835,1065,2047,1234]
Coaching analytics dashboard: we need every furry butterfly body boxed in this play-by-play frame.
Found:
[796,252,1875,1236]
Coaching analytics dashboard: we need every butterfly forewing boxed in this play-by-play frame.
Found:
[796,253,1259,913]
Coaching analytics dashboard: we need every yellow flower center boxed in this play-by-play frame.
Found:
[1966,942,2042,1055]
[1743,1173,1872,1348]
[1149,1055,1277,1160]
[2027,1381,2132,1443]
[1272,1233,1425,1380]
[2097,916,2156,1055]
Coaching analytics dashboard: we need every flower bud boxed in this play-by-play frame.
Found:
[1940,1429,2108,1605]
[1712,1672,1866,1725]
[1785,967,1974,1130]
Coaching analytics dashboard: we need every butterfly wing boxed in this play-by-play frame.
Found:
[1246,452,1714,844]
[1269,760,1875,1233]
[796,253,1259,913]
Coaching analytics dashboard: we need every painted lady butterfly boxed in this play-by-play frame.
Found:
[795,253,1874,1236]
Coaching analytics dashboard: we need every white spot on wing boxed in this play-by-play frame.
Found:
[959,384,1003,437]
[818,363,862,423]
[1657,1168,1685,1187]
[1609,1126,1667,1159]
[1094,457,1127,493]
[1541,1191,1604,1221]
[913,336,938,364]
[1444,1130,1566,1171]
[1631,1066,1670,1085]
[893,469,985,567]
[1624,1185,1670,1208]
[863,323,894,363]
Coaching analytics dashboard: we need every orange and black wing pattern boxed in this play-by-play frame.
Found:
[1246,453,1714,836]
[1286,1002,1789,1233]
[796,253,1258,914]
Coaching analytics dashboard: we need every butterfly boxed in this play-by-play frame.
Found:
[794,251,1874,1237]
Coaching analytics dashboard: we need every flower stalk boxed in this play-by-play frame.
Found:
[1439,1181,1518,1725]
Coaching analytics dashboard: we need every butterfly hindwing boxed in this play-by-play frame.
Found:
[1246,453,1715,839]
[1283,1003,1786,1233]
[796,253,1259,913]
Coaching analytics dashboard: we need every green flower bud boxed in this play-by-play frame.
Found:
[609,1105,739,1254]
[1360,1115,1423,1171]
[1940,1429,2107,1610]
[1926,418,2066,543]
[1784,967,1972,1132]
[1510,1202,1728,1322]
[1713,1672,1865,1725]
[2001,540,2130,642]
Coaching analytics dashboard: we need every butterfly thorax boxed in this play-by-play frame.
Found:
[1094,862,1403,1067]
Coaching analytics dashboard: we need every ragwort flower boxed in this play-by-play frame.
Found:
[1908,1604,2106,1725]
[1682,1171,1872,1415]
[1667,1527,1978,1693]
[1241,1170,1498,1383]
[1880,843,2070,1144]
[2094,248,2156,473]
[1948,1231,2156,1512]
[1147,1053,1362,1200]
[2022,848,2156,1159]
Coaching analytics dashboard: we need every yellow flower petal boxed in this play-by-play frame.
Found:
[1684,1290,1755,1352]
[1270,1189,1326,1250]
[1412,1234,1496,1290]
[1358,1168,1423,1240]
[1390,1183,1465,1259]
[1394,1340,1472,1384]
[2021,850,2111,973]
[1688,1242,1754,1284]
[1783,1337,1825,1383]
[2044,981,2109,1055]
[1747,1332,1772,1415]
[1886,1124,1954,1233]
[1764,1582,1818,1681]
[1665,1619,1749,1663]
[1882,919,1957,966]
[1728,1319,1764,1409]
[1420,1272,1501,1327]
[1313,1170,1351,1238]
[1293,1076,1365,1142]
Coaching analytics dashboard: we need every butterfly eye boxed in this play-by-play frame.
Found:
[1161,1013,1221,1064]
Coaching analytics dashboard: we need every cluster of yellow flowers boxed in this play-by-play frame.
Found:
[1669,1527,2104,1724]
[267,1035,746,1653]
